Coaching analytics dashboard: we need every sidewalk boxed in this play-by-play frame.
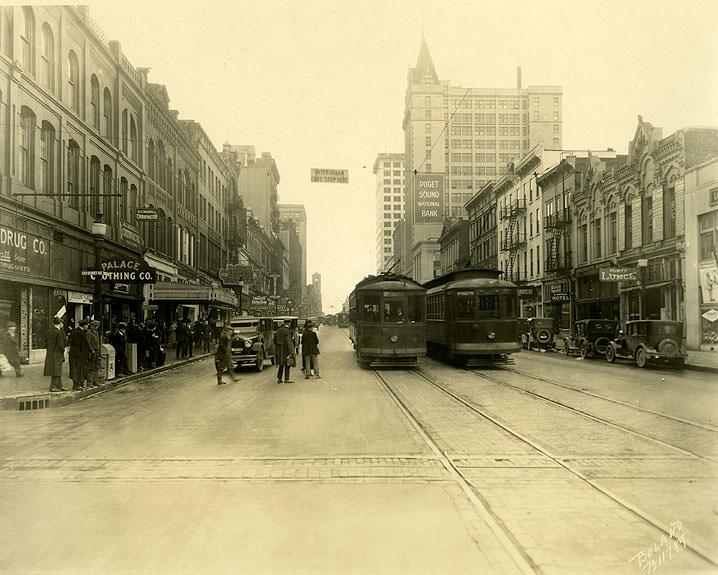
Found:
[685,348,718,374]
[0,349,212,411]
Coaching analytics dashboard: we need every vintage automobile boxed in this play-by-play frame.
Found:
[563,319,618,358]
[521,317,556,351]
[229,316,275,371]
[605,320,686,369]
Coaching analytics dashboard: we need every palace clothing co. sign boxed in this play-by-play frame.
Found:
[82,259,157,284]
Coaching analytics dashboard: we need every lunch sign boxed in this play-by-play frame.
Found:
[599,267,638,282]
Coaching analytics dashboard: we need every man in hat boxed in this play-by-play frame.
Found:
[69,318,91,390]
[110,322,129,376]
[0,321,22,377]
[273,318,296,384]
[86,319,102,387]
[46,316,68,392]
[300,320,321,379]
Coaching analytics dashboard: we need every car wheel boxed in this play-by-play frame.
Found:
[605,345,616,363]
[580,342,589,359]
[255,350,264,372]
[594,337,610,355]
[635,348,648,368]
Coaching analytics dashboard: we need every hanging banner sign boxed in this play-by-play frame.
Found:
[599,267,638,282]
[414,174,444,223]
[219,263,251,286]
[311,168,349,183]
[136,208,158,221]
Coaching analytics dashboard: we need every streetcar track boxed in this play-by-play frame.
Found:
[470,368,718,464]
[372,369,539,575]
[498,364,717,432]
[401,367,718,568]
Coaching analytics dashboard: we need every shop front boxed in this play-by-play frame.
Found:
[147,282,238,328]
[542,279,572,329]
[574,266,620,321]
[518,284,542,319]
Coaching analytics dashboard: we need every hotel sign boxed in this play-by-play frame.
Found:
[414,174,444,223]
[599,267,638,282]
[311,168,349,183]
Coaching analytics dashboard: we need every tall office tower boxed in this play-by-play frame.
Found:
[279,204,308,306]
[402,35,563,282]
[373,153,405,272]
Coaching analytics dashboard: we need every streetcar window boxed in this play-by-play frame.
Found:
[500,295,518,317]
[477,295,499,318]
[456,293,475,319]
[384,301,405,323]
[361,295,380,322]
[408,295,424,322]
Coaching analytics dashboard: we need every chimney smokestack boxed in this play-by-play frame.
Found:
[517,66,522,89]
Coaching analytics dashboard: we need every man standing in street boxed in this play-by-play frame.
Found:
[300,320,321,379]
[46,316,68,392]
[214,326,238,385]
[69,318,91,391]
[274,318,296,384]
[86,319,102,387]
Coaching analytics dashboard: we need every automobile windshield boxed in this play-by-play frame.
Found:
[531,319,553,328]
[231,322,259,333]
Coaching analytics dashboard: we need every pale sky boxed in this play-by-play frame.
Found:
[85,0,718,311]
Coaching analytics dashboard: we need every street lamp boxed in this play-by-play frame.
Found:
[91,215,108,338]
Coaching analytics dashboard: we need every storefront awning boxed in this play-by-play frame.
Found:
[148,282,237,306]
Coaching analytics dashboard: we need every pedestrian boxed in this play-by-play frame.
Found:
[175,319,188,359]
[45,316,68,392]
[86,319,102,387]
[110,322,130,376]
[274,318,296,384]
[0,321,23,377]
[168,320,177,349]
[214,326,238,385]
[301,320,321,379]
[186,320,194,358]
[201,320,211,353]
[69,318,91,391]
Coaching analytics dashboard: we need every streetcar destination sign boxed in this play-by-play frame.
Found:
[599,267,638,281]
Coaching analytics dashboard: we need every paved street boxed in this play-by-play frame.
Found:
[0,326,716,574]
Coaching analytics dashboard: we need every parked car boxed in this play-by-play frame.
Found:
[605,320,686,369]
[563,319,618,358]
[521,317,556,351]
[229,316,275,371]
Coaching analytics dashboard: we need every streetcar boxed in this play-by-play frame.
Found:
[337,312,350,328]
[348,272,426,367]
[423,268,520,365]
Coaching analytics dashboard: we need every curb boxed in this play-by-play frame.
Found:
[1,353,212,411]
[685,363,718,375]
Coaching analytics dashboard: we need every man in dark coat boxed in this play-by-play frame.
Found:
[46,316,68,392]
[300,321,321,379]
[86,319,102,387]
[110,322,130,376]
[214,327,238,385]
[69,318,91,391]
[175,319,188,359]
[274,319,296,384]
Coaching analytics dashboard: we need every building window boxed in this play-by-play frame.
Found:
[624,203,633,250]
[553,97,559,107]
[120,178,128,222]
[20,7,35,74]
[425,109,431,120]
[536,245,540,275]
[533,111,539,120]
[642,195,653,245]
[90,75,100,129]
[89,157,101,217]
[103,88,112,140]
[609,211,617,254]
[18,107,36,187]
[66,140,80,209]
[121,110,128,154]
[581,223,588,263]
[40,24,54,92]
[663,185,676,239]
[594,218,602,259]
[426,136,431,146]
[130,116,138,161]
[67,50,79,113]
[39,121,55,195]
[553,111,559,121]
[425,96,431,107]
[699,212,717,260]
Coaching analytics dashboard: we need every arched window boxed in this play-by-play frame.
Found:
[121,109,128,154]
[148,140,155,180]
[129,184,138,226]
[20,7,35,74]
[40,121,55,195]
[158,142,166,188]
[89,156,101,218]
[67,51,79,113]
[40,24,54,92]
[2,8,13,57]
[119,178,128,223]
[66,140,81,209]
[130,115,137,161]
[103,165,113,229]
[18,106,36,187]
[90,75,100,129]
[166,217,174,257]
[103,88,112,140]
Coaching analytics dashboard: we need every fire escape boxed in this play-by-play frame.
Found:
[499,199,526,282]
[544,208,572,274]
